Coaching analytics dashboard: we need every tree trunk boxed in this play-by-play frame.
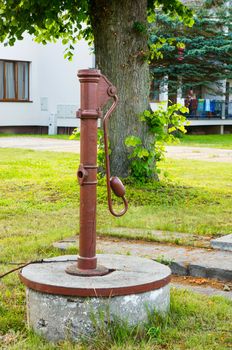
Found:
[168,76,178,106]
[89,0,151,178]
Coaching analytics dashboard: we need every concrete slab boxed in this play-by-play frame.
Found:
[98,227,211,248]
[20,254,171,296]
[20,254,171,342]
[211,234,232,252]
[53,237,232,282]
[26,284,170,342]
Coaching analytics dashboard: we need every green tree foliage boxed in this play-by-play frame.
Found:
[0,0,192,60]
[150,0,232,98]
[0,0,193,177]
[0,0,92,60]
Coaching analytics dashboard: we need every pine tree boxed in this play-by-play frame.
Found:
[150,0,232,101]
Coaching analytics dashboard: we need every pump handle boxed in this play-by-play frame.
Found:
[101,79,128,217]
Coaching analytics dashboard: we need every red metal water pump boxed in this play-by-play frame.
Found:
[66,69,128,277]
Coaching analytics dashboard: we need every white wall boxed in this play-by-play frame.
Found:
[0,35,93,128]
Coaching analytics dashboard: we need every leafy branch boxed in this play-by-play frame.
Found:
[125,103,189,181]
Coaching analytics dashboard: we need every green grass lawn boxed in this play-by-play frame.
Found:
[178,134,232,149]
[0,148,232,253]
[0,148,232,349]
[1,290,231,350]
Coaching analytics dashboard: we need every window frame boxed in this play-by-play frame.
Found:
[0,59,31,102]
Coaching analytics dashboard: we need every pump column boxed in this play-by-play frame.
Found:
[66,69,109,276]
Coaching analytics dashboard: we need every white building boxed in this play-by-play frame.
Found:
[1,34,231,135]
[0,35,93,134]
[149,0,232,134]
[150,77,232,135]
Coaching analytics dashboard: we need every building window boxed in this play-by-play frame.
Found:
[0,60,30,102]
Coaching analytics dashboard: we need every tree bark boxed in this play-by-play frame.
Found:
[168,76,178,106]
[89,0,151,178]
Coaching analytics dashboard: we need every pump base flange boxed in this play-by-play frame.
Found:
[65,264,111,277]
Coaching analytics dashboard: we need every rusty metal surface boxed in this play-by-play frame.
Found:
[102,90,128,217]
[110,177,126,197]
[98,73,117,108]
[76,69,100,272]
[19,273,171,297]
[65,264,110,277]
[72,69,128,275]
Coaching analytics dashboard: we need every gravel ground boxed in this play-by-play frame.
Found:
[165,145,232,163]
[0,136,80,153]
[1,137,232,162]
